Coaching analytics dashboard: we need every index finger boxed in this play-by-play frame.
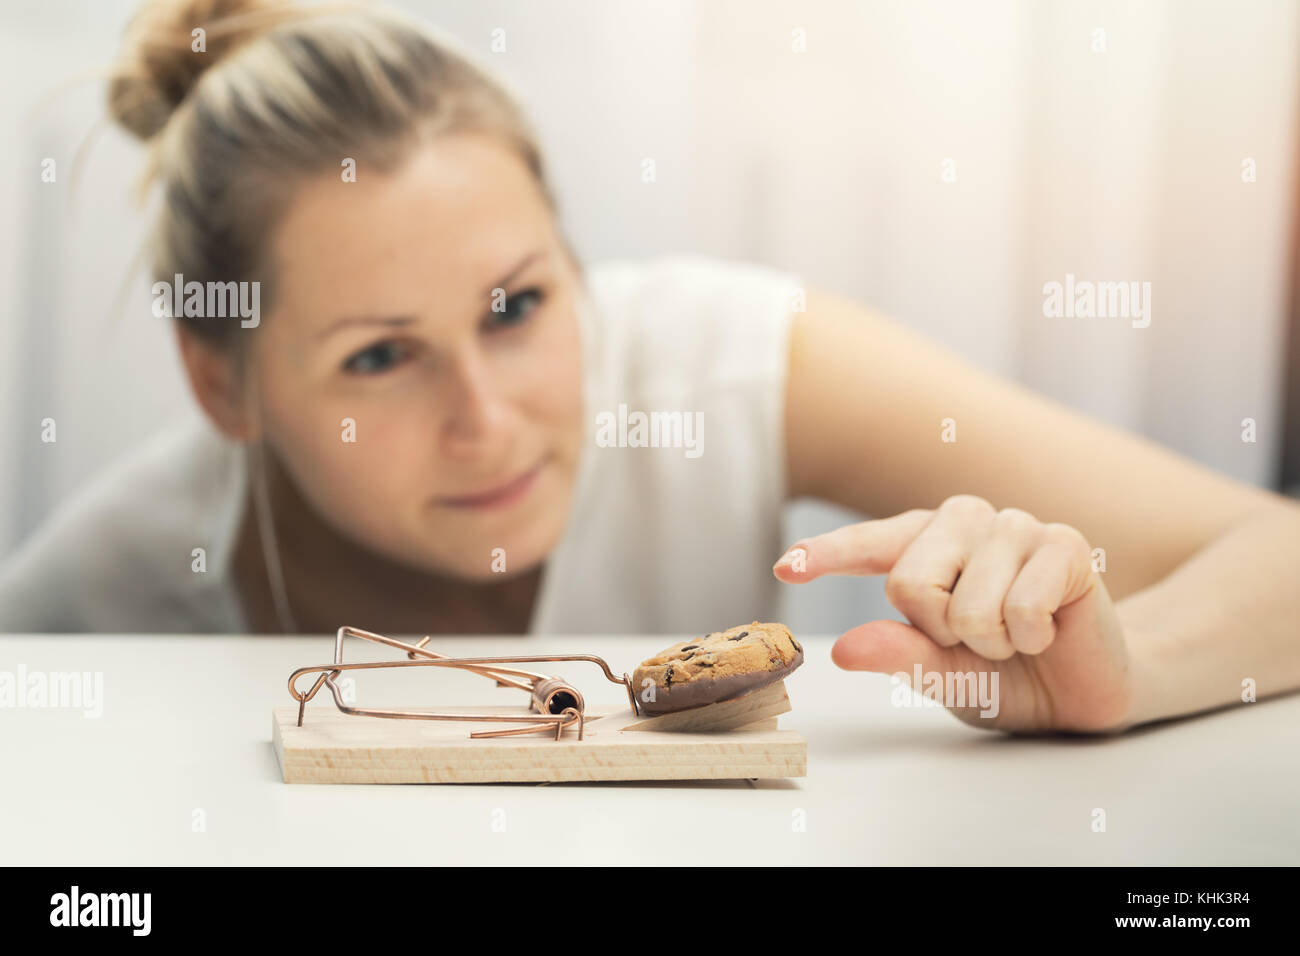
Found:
[772,508,935,583]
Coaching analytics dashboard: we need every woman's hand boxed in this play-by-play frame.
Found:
[773,495,1141,733]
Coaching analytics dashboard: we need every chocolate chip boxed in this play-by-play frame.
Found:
[697,658,714,667]
[665,665,674,687]
[681,645,698,652]
[729,630,749,641]
[682,653,695,661]
[790,638,801,652]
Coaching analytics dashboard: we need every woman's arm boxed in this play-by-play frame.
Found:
[782,288,1300,730]
[1115,506,1300,726]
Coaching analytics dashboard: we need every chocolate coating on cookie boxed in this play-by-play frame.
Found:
[632,621,804,714]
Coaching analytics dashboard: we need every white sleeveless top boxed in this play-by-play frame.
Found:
[0,255,801,634]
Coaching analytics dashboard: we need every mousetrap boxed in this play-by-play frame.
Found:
[272,626,806,784]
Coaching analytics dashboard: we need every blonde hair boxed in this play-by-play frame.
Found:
[108,0,553,345]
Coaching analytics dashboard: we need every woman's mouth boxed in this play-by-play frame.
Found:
[435,458,547,511]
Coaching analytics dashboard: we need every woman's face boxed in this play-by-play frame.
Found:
[246,133,585,581]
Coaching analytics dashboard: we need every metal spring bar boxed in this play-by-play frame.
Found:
[288,626,641,740]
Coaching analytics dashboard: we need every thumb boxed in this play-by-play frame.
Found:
[830,618,960,676]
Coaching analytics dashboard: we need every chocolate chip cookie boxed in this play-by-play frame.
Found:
[632,621,804,714]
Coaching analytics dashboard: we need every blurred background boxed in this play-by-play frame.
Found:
[1,0,1298,633]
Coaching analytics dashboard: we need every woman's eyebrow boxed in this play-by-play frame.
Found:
[313,250,546,343]
[314,315,416,343]
[484,249,546,294]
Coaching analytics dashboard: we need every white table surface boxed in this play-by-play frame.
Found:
[2,633,1296,865]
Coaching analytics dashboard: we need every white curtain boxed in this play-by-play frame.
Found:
[2,0,1294,634]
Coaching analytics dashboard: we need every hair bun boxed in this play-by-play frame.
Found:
[108,0,294,141]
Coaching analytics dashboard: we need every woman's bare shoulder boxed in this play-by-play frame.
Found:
[0,416,247,633]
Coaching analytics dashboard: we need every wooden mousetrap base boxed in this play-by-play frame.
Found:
[272,680,806,784]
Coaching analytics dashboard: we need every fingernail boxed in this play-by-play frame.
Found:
[774,545,807,571]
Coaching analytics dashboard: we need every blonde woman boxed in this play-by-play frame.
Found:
[2,0,1297,736]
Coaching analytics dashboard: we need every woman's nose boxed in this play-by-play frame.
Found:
[438,351,511,457]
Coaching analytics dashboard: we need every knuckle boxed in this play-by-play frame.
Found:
[994,507,1041,537]
[1003,600,1050,625]
[983,640,1018,661]
[1043,522,1090,558]
[941,494,995,518]
[884,573,929,607]
[1015,631,1054,654]
[948,608,1001,639]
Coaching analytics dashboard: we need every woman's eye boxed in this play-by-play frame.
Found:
[342,340,412,375]
[485,288,543,330]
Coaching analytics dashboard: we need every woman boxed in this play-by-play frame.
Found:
[1,0,1297,736]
